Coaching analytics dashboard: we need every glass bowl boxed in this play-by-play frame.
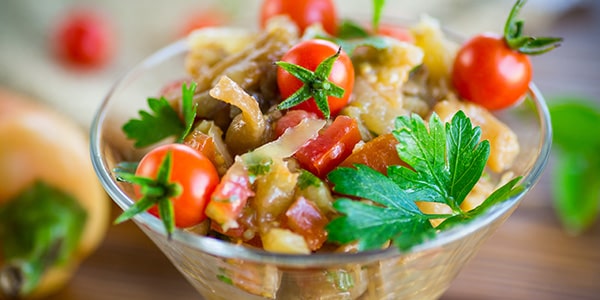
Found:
[90,21,552,300]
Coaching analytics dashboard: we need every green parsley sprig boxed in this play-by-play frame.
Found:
[326,111,523,251]
[123,82,198,148]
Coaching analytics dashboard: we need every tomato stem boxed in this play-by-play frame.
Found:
[114,150,181,238]
[276,46,345,119]
[503,0,563,55]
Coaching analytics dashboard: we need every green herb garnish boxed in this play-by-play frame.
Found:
[326,111,523,251]
[123,82,198,148]
[372,0,385,32]
[316,0,390,55]
[298,169,322,190]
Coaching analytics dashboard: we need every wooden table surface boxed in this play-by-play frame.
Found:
[47,3,600,300]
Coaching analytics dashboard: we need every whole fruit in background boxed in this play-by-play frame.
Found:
[52,8,115,69]
[260,0,338,35]
[0,88,110,299]
[451,0,562,110]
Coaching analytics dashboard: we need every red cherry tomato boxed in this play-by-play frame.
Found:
[179,9,228,37]
[277,39,354,118]
[260,0,338,35]
[452,33,532,110]
[53,9,114,68]
[377,24,415,43]
[135,144,219,228]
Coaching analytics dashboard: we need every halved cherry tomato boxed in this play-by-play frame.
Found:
[452,33,531,110]
[53,9,114,68]
[260,0,337,35]
[135,144,219,228]
[274,110,318,138]
[294,115,361,178]
[277,39,354,118]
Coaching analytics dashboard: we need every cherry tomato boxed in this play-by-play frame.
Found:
[277,39,354,118]
[135,144,219,228]
[53,9,114,68]
[452,33,532,110]
[260,0,338,35]
[179,9,228,37]
[377,24,415,43]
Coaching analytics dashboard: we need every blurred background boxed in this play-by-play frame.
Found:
[1,0,598,299]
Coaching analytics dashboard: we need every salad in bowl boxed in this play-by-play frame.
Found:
[90,0,558,299]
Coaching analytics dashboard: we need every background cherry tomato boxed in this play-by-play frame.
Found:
[452,33,532,110]
[260,0,338,35]
[53,9,114,68]
[377,24,415,43]
[277,39,354,118]
[135,144,219,228]
[179,8,228,37]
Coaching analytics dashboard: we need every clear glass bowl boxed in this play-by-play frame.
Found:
[90,27,552,300]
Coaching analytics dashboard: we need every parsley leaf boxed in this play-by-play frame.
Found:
[389,111,490,210]
[123,82,198,148]
[326,111,522,251]
[327,165,440,251]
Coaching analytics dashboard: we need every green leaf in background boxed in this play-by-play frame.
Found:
[549,98,600,234]
[552,152,600,235]
[550,99,600,154]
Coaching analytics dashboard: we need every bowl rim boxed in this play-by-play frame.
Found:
[90,31,552,268]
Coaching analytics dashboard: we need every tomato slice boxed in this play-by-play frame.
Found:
[285,196,328,251]
[205,160,254,230]
[294,115,362,178]
[340,133,408,175]
[273,109,318,138]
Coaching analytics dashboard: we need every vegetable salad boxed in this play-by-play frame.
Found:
[115,0,559,254]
